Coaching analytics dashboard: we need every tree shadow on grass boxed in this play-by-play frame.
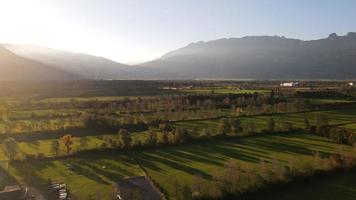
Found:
[11,161,55,185]
[126,132,351,200]
[135,151,212,179]
[26,140,39,149]
[70,162,109,185]
[80,160,140,179]
[155,149,225,167]
[221,140,273,155]
[245,138,313,156]
[133,132,342,185]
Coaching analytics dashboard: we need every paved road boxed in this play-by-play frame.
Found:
[25,186,48,200]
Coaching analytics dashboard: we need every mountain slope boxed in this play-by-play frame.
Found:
[5,45,141,80]
[0,45,76,81]
[142,32,356,79]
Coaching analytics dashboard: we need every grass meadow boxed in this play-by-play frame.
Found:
[7,132,353,200]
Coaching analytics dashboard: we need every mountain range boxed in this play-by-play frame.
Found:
[1,32,356,80]
[0,45,76,80]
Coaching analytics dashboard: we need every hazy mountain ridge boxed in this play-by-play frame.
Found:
[4,45,141,80]
[0,45,77,80]
[142,32,356,79]
[2,32,356,80]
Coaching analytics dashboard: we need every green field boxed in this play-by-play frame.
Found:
[175,108,356,133]
[9,153,143,200]
[292,98,355,105]
[8,132,353,200]
[182,88,269,95]
[247,169,356,200]
[2,81,356,200]
[0,132,149,159]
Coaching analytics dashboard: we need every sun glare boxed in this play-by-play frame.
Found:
[0,0,158,64]
[0,1,54,43]
[0,1,114,61]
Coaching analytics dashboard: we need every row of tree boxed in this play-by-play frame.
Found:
[187,149,356,200]
[1,134,75,161]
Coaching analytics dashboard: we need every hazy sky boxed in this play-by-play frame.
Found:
[0,0,355,64]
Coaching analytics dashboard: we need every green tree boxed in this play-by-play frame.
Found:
[230,118,242,135]
[2,137,19,160]
[61,134,74,155]
[51,140,60,156]
[80,136,89,150]
[200,128,213,139]
[161,131,169,144]
[147,127,157,146]
[217,118,230,135]
[269,89,275,104]
[304,117,310,130]
[191,128,199,137]
[243,122,256,135]
[315,114,329,133]
[0,105,9,121]
[80,112,97,128]
[266,118,275,132]
[176,128,190,143]
[103,135,115,148]
[118,129,132,149]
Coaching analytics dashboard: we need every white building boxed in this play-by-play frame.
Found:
[280,82,299,87]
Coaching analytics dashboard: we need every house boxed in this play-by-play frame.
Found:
[116,176,162,200]
[280,82,299,87]
[0,185,22,200]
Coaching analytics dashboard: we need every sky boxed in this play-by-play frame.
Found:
[0,0,355,64]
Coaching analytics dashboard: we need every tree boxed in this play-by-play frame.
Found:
[80,136,89,150]
[80,112,97,128]
[147,127,157,146]
[223,159,241,193]
[61,134,74,155]
[217,118,230,135]
[51,140,60,156]
[0,105,9,121]
[244,122,256,135]
[200,128,213,139]
[269,89,275,104]
[304,117,310,130]
[315,114,329,134]
[191,128,199,137]
[161,131,169,144]
[191,175,209,198]
[266,118,275,132]
[173,128,189,143]
[118,129,132,149]
[103,135,115,148]
[230,118,242,135]
[109,183,119,200]
[2,137,19,160]
[175,184,192,200]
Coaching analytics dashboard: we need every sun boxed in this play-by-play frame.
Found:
[0,0,53,43]
[0,0,86,52]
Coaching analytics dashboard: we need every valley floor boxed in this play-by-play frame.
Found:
[7,132,353,200]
